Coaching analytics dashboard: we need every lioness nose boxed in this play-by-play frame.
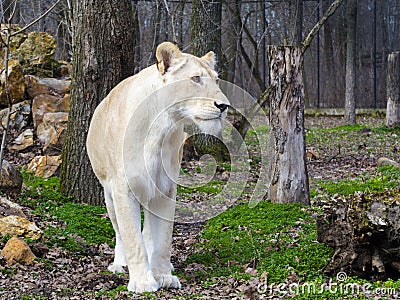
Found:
[214,102,228,112]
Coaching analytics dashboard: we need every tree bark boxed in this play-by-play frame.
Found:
[344,0,357,125]
[266,46,309,205]
[190,0,224,76]
[60,0,135,205]
[386,51,400,127]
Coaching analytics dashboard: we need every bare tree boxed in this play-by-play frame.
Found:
[344,0,357,125]
[386,51,400,127]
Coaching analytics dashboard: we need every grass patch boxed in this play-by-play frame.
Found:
[317,165,400,196]
[178,180,225,194]
[184,201,333,283]
[322,124,367,132]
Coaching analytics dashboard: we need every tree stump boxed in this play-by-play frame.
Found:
[386,51,400,127]
[317,188,400,280]
[266,46,309,205]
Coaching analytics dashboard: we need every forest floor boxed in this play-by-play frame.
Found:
[0,116,400,300]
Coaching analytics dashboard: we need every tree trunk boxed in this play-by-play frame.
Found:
[344,0,357,125]
[317,188,400,279]
[60,0,135,205]
[190,0,223,72]
[386,51,400,127]
[188,0,228,162]
[266,46,309,205]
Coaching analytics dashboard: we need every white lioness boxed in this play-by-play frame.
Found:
[86,42,229,293]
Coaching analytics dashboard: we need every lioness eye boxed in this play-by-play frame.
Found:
[191,75,201,84]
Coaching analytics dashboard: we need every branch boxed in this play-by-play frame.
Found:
[7,0,18,24]
[11,0,61,36]
[301,0,344,53]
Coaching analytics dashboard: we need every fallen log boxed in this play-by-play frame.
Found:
[317,187,400,280]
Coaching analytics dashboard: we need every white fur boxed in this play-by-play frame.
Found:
[86,42,229,293]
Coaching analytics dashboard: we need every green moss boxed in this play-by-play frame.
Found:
[18,171,114,253]
[178,180,225,194]
[184,201,333,283]
[47,202,113,245]
[247,125,269,136]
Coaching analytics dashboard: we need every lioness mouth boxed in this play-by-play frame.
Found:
[195,116,221,121]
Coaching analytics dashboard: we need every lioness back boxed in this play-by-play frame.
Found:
[86,65,161,182]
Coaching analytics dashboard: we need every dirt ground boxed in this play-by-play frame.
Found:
[0,116,399,299]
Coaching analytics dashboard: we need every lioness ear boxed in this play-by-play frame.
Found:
[201,51,216,69]
[156,42,182,75]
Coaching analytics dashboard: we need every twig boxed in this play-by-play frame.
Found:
[11,0,61,37]
[302,0,345,53]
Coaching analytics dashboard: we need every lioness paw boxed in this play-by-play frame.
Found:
[127,274,159,293]
[108,263,126,274]
[155,274,181,289]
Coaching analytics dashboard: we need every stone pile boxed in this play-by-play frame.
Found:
[0,27,71,178]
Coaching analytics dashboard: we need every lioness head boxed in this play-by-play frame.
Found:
[155,42,229,136]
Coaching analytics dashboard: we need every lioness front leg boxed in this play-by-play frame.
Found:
[144,196,181,289]
[112,185,159,293]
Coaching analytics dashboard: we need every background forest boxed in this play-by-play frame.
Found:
[2,0,399,109]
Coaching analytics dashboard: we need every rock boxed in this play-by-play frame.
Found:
[0,160,22,194]
[36,112,68,154]
[32,94,70,128]
[0,24,27,52]
[0,196,26,218]
[0,215,42,240]
[59,61,72,77]
[0,100,31,130]
[377,157,400,168]
[27,155,61,178]
[8,128,34,151]
[14,31,57,76]
[25,75,71,99]
[0,58,25,107]
[1,236,36,265]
